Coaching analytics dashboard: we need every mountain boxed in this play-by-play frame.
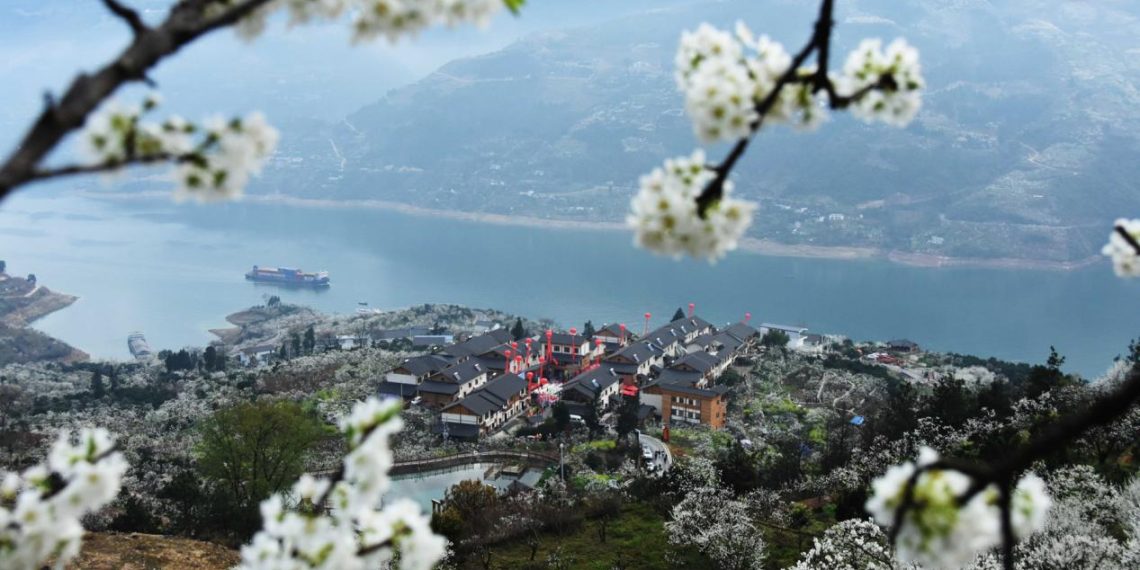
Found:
[38,0,1132,264]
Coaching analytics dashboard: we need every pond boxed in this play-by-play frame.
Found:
[388,462,546,511]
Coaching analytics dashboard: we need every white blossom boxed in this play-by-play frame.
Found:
[174,112,280,202]
[80,99,279,202]
[665,486,766,570]
[866,447,1052,569]
[233,0,502,43]
[237,397,446,570]
[674,22,829,143]
[1102,219,1140,277]
[0,429,128,570]
[80,101,142,163]
[627,150,756,261]
[839,38,925,126]
[1011,473,1051,539]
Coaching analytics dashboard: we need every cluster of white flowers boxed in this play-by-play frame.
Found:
[1102,219,1140,277]
[81,97,279,202]
[237,397,446,570]
[633,22,924,260]
[674,22,826,144]
[627,149,756,261]
[865,447,1051,568]
[790,518,896,570]
[666,486,767,570]
[173,112,280,202]
[839,38,925,127]
[233,0,503,43]
[0,429,128,570]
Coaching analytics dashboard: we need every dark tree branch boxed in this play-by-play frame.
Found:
[101,0,148,36]
[356,537,395,557]
[0,0,275,200]
[29,153,181,183]
[695,0,903,217]
[887,365,1140,570]
[1116,224,1140,255]
[696,0,835,216]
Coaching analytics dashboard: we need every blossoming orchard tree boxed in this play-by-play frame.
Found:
[2,1,1140,569]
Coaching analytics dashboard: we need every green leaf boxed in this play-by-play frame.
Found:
[503,0,525,15]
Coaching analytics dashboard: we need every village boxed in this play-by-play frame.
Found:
[368,306,824,441]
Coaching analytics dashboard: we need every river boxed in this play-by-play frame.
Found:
[1,189,1138,377]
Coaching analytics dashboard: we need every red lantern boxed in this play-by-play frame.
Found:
[688,302,695,317]
[744,312,752,323]
[569,327,577,336]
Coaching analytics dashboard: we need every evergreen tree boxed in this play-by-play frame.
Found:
[761,329,791,348]
[552,401,571,432]
[303,326,316,355]
[0,260,6,273]
[615,391,641,446]
[511,318,526,341]
[203,345,218,372]
[671,307,686,321]
[291,333,301,357]
[583,320,596,340]
[90,370,105,398]
[108,366,119,392]
[266,295,280,307]
[278,343,287,361]
[1026,346,1069,399]
[584,389,603,436]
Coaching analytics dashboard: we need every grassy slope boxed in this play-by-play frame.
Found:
[486,502,706,569]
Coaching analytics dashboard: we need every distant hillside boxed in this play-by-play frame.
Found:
[249,0,1140,263]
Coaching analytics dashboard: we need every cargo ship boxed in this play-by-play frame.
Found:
[245,265,330,288]
[127,332,152,360]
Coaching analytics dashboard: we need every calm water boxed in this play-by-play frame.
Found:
[389,463,543,510]
[2,189,1138,377]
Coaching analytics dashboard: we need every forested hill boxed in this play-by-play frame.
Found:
[254,0,1140,263]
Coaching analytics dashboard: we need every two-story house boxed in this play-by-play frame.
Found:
[439,373,529,437]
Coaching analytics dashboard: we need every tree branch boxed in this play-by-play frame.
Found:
[1116,224,1140,255]
[29,154,179,182]
[887,364,1140,570]
[0,0,275,201]
[695,0,834,216]
[101,0,148,36]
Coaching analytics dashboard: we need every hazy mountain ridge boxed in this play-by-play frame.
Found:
[145,0,1140,262]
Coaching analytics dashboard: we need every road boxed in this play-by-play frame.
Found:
[639,433,672,473]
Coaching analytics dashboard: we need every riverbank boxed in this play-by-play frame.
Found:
[87,190,1104,272]
[0,272,87,364]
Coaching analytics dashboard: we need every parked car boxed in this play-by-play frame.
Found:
[642,447,654,461]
